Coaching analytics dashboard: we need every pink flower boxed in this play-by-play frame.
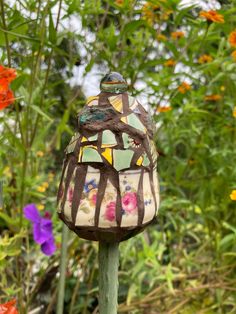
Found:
[91,193,97,204]
[104,201,116,221]
[68,187,73,203]
[122,192,137,213]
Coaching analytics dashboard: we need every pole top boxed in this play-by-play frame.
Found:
[100,72,128,94]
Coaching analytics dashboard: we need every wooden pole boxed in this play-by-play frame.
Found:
[99,241,119,314]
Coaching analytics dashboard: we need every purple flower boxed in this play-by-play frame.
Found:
[24,204,56,256]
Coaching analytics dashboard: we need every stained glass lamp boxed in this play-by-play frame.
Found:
[57,72,159,243]
[57,72,160,313]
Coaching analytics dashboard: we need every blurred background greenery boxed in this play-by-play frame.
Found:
[0,0,236,313]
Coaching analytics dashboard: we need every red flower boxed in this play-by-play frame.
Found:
[0,299,19,314]
[0,64,17,110]
[0,89,15,110]
[0,65,17,84]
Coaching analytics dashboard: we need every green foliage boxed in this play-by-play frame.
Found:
[0,0,236,313]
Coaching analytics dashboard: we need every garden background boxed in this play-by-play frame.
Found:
[0,0,236,313]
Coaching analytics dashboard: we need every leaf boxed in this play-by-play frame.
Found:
[0,212,19,227]
[10,74,29,91]
[29,105,53,122]
[165,264,175,294]
[0,233,25,260]
[122,20,145,36]
[127,284,137,305]
[49,11,57,44]
[3,122,25,154]
[222,222,236,234]
[85,59,95,73]
[175,5,196,26]
[0,28,39,42]
[220,234,235,249]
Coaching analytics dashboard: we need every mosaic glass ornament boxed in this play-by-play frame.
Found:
[57,72,160,242]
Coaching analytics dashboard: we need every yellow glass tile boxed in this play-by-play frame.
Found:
[120,116,127,124]
[78,147,83,162]
[136,156,143,166]
[86,96,99,106]
[81,136,88,142]
[101,148,112,164]
[108,95,123,113]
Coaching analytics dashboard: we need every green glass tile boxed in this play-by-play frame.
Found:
[102,130,117,146]
[142,153,150,166]
[66,141,77,154]
[82,147,102,163]
[88,134,98,141]
[122,133,130,148]
[128,95,135,107]
[66,132,80,154]
[126,113,146,133]
[113,149,134,171]
[101,82,128,93]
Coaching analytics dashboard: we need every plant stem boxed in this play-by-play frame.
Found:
[56,224,69,314]
[99,241,119,314]
[0,0,11,67]
[69,248,93,314]
[30,0,63,147]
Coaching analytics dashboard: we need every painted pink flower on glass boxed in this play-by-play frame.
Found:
[122,192,137,213]
[104,201,116,221]
[68,187,73,205]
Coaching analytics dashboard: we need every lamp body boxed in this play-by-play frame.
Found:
[57,88,159,242]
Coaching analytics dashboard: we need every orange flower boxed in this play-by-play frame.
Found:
[233,106,236,118]
[161,9,173,21]
[164,59,176,67]
[157,33,167,41]
[142,2,159,24]
[198,54,213,64]
[0,64,16,110]
[171,31,184,39]
[229,30,236,48]
[199,10,224,23]
[178,82,191,94]
[0,65,16,84]
[142,2,172,24]
[204,94,222,101]
[231,50,236,61]
[0,299,18,314]
[115,0,124,6]
[156,106,172,113]
[0,89,15,110]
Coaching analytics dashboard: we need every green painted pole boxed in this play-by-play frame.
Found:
[56,224,69,314]
[99,241,119,314]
